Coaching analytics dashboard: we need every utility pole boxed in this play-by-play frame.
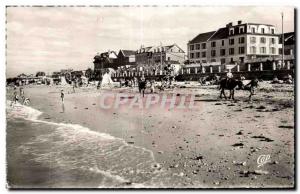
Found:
[160,42,163,70]
[281,12,284,67]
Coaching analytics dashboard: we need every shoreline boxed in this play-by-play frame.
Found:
[6,83,295,188]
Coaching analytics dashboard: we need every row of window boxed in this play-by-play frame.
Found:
[250,46,276,54]
[229,37,245,45]
[190,47,244,58]
[190,38,244,51]
[190,37,277,51]
[190,46,277,58]
[250,37,276,44]
[229,26,245,35]
[152,48,179,53]
[190,58,229,64]
[137,48,183,54]
[229,26,275,35]
[251,27,275,34]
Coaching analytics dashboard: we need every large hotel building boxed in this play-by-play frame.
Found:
[187,20,282,66]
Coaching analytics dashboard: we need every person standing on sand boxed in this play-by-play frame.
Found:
[150,80,155,93]
[61,89,64,103]
[11,89,19,106]
[19,87,24,96]
[72,81,76,93]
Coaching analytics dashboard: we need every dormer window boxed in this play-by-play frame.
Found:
[229,28,234,35]
[261,28,265,34]
[271,28,275,34]
[251,27,255,33]
[239,27,244,33]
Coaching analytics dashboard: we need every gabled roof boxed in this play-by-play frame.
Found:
[148,44,185,53]
[164,45,174,49]
[209,27,229,40]
[189,31,216,44]
[165,43,185,53]
[120,50,136,56]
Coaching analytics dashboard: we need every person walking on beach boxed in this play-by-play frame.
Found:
[61,89,64,103]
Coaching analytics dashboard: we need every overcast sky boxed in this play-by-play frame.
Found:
[6,6,294,77]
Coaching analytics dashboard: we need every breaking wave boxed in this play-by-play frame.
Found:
[7,101,165,188]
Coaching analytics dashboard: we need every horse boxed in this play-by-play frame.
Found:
[243,78,259,100]
[219,78,244,100]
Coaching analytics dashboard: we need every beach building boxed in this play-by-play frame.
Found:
[115,50,136,68]
[135,46,154,67]
[93,51,118,72]
[135,44,185,67]
[280,32,295,60]
[187,20,282,70]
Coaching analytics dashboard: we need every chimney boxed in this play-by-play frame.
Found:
[238,20,242,25]
[226,22,233,28]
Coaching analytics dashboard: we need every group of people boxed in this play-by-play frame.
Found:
[272,74,293,84]
[120,77,138,88]
[10,86,30,106]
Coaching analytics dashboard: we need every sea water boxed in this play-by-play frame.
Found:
[6,101,174,188]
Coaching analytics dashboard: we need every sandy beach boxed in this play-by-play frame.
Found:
[6,82,294,188]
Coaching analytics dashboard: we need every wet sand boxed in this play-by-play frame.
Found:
[6,82,295,188]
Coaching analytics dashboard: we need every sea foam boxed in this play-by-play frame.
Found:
[7,100,163,188]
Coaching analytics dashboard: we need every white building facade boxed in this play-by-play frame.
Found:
[187,21,282,66]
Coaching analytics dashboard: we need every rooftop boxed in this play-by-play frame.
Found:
[189,31,216,44]
[209,27,229,41]
[120,50,136,56]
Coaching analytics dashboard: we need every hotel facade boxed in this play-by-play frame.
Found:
[187,20,282,66]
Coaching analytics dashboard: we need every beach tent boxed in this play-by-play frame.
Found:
[101,72,114,88]
[60,76,69,85]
